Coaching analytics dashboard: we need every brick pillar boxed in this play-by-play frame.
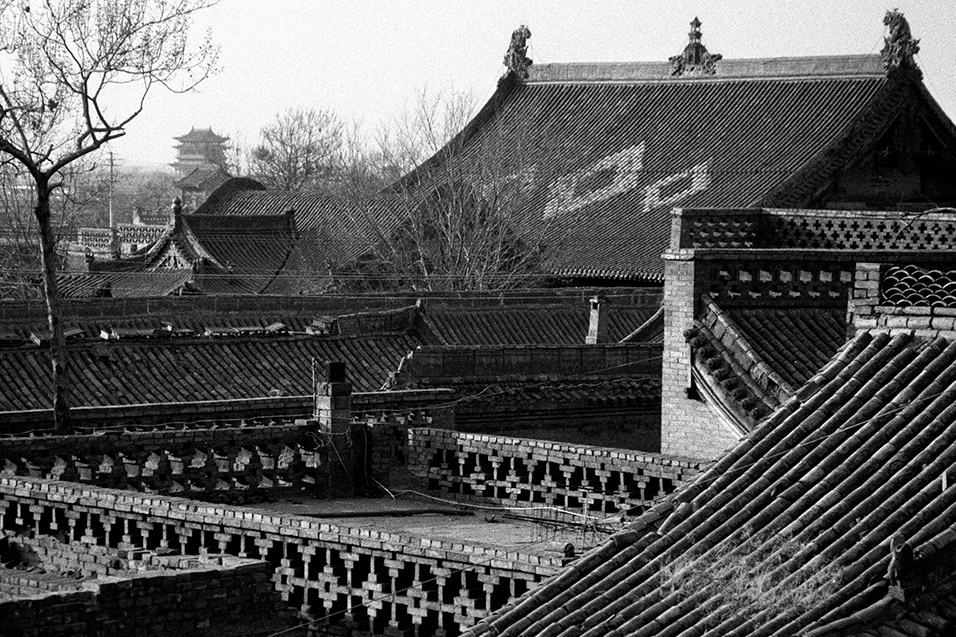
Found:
[314,361,354,496]
[661,253,738,459]
[848,262,881,333]
[315,361,352,435]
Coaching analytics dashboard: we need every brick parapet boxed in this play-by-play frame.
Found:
[406,428,703,524]
[1,476,561,635]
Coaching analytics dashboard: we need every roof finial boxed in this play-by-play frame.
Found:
[881,9,921,77]
[669,17,721,77]
[504,25,533,79]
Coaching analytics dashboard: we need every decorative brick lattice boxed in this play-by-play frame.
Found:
[882,264,956,308]
[1,477,560,636]
[681,211,956,251]
[0,402,443,499]
[706,264,853,305]
[407,429,701,523]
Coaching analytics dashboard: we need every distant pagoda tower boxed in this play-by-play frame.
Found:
[171,127,231,209]
[171,127,229,179]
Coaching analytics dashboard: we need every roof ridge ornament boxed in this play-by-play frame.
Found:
[669,17,721,77]
[504,25,533,78]
[881,9,921,77]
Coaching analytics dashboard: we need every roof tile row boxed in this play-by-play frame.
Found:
[467,331,956,636]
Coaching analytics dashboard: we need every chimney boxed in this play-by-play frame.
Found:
[586,296,608,344]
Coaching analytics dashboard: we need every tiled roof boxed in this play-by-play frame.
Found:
[406,54,950,281]
[172,165,231,191]
[194,181,396,267]
[0,333,419,410]
[72,211,306,296]
[451,377,660,407]
[56,270,193,298]
[179,213,305,294]
[421,304,661,346]
[687,298,848,429]
[467,331,956,637]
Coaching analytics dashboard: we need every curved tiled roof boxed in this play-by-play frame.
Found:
[400,54,951,281]
[687,299,849,429]
[467,331,956,636]
[72,211,308,297]
[0,334,419,410]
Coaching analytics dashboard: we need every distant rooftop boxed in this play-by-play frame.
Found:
[174,127,229,144]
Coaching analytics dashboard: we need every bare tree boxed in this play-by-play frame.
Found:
[249,107,345,192]
[0,0,218,431]
[346,88,558,292]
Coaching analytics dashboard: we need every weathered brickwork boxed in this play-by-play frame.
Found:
[1,477,561,636]
[407,428,702,525]
[0,552,283,636]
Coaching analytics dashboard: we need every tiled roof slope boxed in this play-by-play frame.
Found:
[408,54,951,281]
[57,270,193,298]
[422,304,661,345]
[687,298,848,429]
[0,334,419,410]
[178,213,304,294]
[194,180,396,267]
[466,331,956,637]
[172,165,231,192]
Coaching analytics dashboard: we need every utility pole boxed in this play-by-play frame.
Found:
[107,151,118,257]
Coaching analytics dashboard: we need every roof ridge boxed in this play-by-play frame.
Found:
[523,54,885,84]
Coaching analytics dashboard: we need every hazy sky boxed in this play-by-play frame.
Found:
[107,0,956,170]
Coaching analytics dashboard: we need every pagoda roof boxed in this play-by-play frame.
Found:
[173,127,229,144]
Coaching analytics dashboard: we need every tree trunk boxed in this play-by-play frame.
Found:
[34,176,72,433]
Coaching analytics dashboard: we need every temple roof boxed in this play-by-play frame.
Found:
[401,48,955,282]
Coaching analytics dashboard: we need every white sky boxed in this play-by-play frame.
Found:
[106,0,956,170]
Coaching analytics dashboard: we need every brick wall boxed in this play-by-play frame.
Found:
[1,476,562,636]
[0,552,286,636]
[406,428,702,526]
[661,256,738,459]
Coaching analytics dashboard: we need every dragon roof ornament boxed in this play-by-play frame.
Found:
[504,25,533,78]
[881,9,921,77]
